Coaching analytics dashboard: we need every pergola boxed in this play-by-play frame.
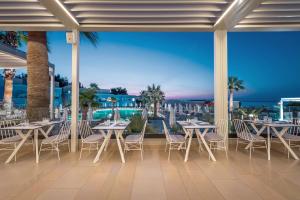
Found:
[0,0,299,152]
[0,44,55,118]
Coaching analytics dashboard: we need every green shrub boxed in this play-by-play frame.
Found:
[127,114,144,133]
[127,114,157,134]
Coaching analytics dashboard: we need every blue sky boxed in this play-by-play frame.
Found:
[22,31,300,101]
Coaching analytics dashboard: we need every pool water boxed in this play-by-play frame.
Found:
[93,108,142,120]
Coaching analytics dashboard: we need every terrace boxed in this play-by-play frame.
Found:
[0,0,300,199]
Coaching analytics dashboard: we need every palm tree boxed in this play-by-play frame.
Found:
[3,69,16,113]
[107,96,117,118]
[79,87,99,120]
[228,76,245,113]
[26,31,99,121]
[141,84,165,117]
[0,32,27,113]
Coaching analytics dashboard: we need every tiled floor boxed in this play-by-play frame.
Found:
[0,139,300,200]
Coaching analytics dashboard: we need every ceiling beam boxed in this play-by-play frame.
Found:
[214,0,263,30]
[234,24,300,31]
[39,0,79,29]
[79,24,213,32]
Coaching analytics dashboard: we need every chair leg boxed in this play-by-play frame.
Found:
[32,138,35,152]
[209,142,212,160]
[56,144,60,160]
[236,138,239,152]
[249,142,252,159]
[165,141,168,152]
[224,141,228,160]
[39,143,43,157]
[14,143,17,162]
[67,140,70,152]
[79,142,83,160]
[288,140,290,159]
[140,143,143,161]
[168,144,171,161]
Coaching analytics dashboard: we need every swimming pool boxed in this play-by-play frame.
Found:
[93,108,142,120]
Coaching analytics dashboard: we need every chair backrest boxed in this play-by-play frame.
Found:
[232,119,253,141]
[140,120,147,142]
[289,119,300,135]
[56,121,71,142]
[162,120,171,142]
[215,119,228,140]
[0,120,17,139]
[78,120,94,141]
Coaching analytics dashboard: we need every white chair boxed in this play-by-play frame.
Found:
[204,119,228,159]
[233,119,267,159]
[162,120,186,161]
[124,120,147,160]
[0,120,22,161]
[79,120,104,160]
[283,119,300,158]
[39,121,70,160]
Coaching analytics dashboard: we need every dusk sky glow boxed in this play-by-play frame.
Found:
[22,31,300,101]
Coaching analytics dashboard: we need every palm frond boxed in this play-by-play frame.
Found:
[81,32,99,47]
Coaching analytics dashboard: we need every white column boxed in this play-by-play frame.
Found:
[49,67,55,120]
[71,30,80,152]
[214,30,228,137]
[280,99,283,121]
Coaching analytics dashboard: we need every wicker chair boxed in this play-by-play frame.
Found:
[233,119,267,159]
[79,120,104,160]
[162,120,186,161]
[39,121,70,160]
[124,120,147,160]
[204,119,228,159]
[283,119,300,158]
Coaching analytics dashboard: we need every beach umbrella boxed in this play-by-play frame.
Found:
[87,107,93,121]
[55,108,59,119]
[62,108,68,121]
[142,108,148,120]
[169,107,176,128]
[188,104,193,113]
[114,108,121,121]
[179,104,183,114]
[168,104,172,112]
[174,104,177,113]
[164,103,167,111]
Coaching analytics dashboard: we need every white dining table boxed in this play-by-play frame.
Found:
[92,121,130,163]
[2,120,63,164]
[177,121,217,162]
[246,120,299,160]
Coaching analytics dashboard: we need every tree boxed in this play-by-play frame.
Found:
[55,74,69,87]
[79,88,99,120]
[228,76,245,113]
[107,96,117,118]
[111,87,127,95]
[90,83,100,90]
[26,31,99,121]
[0,32,27,113]
[140,84,165,117]
[3,69,16,113]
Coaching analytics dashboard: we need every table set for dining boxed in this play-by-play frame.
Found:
[245,119,300,160]
[177,120,217,162]
[2,120,63,164]
[2,117,297,165]
[92,121,130,163]
[91,120,220,163]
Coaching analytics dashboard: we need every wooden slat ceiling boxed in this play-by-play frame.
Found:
[235,0,300,31]
[0,0,299,31]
